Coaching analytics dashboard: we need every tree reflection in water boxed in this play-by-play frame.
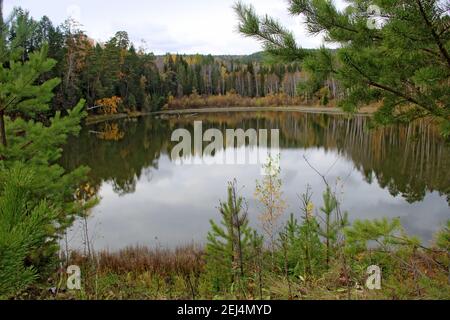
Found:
[61,113,450,205]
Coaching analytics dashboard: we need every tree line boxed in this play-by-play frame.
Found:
[7,8,326,116]
[160,53,305,99]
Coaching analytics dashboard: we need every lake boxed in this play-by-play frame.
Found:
[61,112,450,251]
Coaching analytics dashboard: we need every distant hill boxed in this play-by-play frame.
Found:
[154,49,329,65]
[213,51,266,62]
[155,52,266,63]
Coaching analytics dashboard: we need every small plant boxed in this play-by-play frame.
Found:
[205,180,258,296]
[317,187,349,269]
[294,188,325,278]
[255,156,286,262]
[277,187,326,282]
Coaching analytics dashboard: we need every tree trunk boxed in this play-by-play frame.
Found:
[0,109,7,147]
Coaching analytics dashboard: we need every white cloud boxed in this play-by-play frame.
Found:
[5,0,347,54]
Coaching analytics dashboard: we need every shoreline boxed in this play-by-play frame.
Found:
[85,106,375,125]
[85,113,131,125]
[153,106,375,116]
[85,111,149,125]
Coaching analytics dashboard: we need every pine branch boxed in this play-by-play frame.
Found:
[342,53,444,117]
[416,0,450,69]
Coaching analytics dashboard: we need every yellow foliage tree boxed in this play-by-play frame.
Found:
[255,156,287,259]
[95,96,122,115]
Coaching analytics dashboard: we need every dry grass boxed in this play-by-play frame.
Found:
[61,245,206,300]
[165,92,307,110]
[70,245,205,277]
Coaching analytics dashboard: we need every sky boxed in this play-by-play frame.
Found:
[4,0,347,55]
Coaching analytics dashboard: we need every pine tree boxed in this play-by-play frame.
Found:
[206,180,257,293]
[317,187,349,269]
[234,0,450,136]
[281,187,325,278]
[0,165,57,298]
[0,10,88,296]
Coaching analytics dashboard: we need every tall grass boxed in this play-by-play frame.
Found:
[71,244,204,276]
[65,245,204,300]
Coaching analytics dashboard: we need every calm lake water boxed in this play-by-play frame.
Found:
[61,112,450,251]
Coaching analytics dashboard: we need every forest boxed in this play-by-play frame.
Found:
[5,8,325,117]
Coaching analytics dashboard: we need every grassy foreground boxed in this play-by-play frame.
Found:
[31,241,449,301]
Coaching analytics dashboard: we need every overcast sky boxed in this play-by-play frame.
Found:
[4,0,346,55]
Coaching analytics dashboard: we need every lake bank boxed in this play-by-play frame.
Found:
[85,111,148,125]
[86,106,376,125]
[154,105,376,117]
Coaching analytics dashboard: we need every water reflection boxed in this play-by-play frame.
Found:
[61,112,449,249]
